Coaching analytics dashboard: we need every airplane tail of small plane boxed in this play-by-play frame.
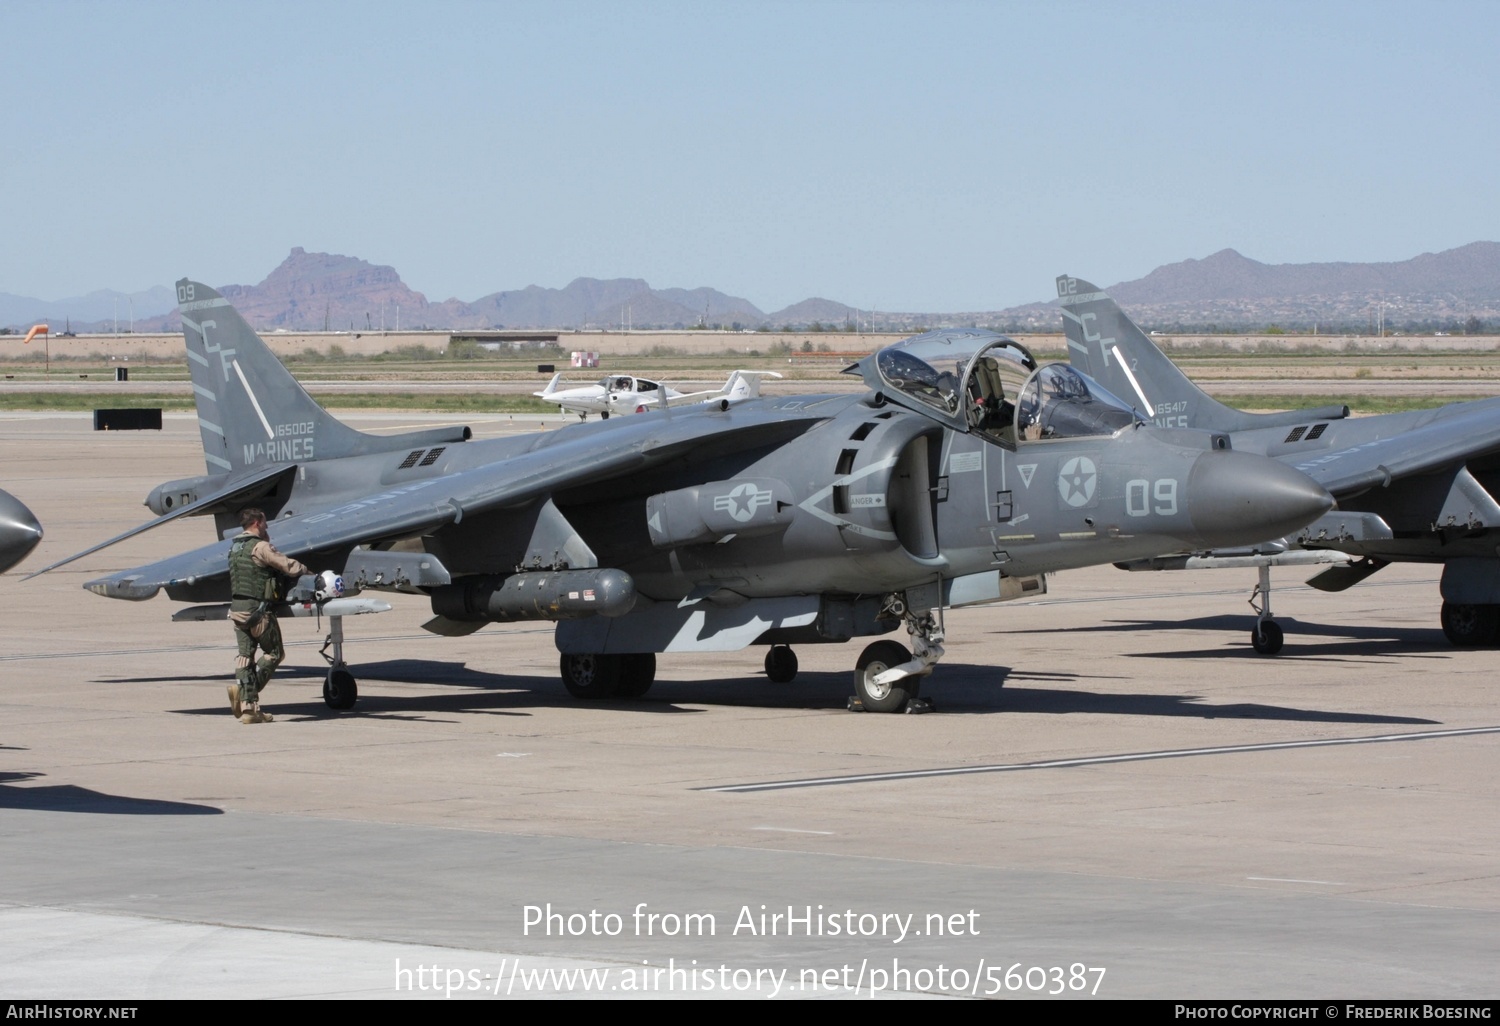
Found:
[176,279,468,476]
[722,369,783,402]
[535,372,562,397]
[1055,275,1348,432]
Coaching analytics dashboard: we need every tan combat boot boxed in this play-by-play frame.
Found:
[227,683,243,718]
[240,704,274,724]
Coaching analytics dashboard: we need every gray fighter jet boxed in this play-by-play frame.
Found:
[0,489,43,573]
[34,279,1331,711]
[1058,273,1500,652]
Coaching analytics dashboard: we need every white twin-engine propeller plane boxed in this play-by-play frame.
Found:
[535,369,782,419]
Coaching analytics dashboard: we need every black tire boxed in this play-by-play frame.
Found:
[600,411,610,420]
[617,653,656,698]
[560,653,623,699]
[854,640,915,713]
[1250,620,1284,655]
[1441,602,1500,646]
[323,668,358,710]
[764,645,798,684]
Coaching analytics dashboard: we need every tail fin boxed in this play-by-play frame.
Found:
[536,372,562,397]
[1055,275,1347,432]
[722,369,782,402]
[176,279,468,475]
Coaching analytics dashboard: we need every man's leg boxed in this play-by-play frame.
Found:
[232,626,258,717]
[254,615,286,692]
[241,616,284,723]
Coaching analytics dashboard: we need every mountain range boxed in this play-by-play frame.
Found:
[0,286,177,331]
[111,249,825,334]
[1093,242,1500,331]
[5,242,1499,334]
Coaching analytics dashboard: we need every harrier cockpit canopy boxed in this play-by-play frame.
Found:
[850,329,1139,448]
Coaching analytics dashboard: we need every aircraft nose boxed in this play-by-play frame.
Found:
[1185,450,1332,548]
[0,489,44,574]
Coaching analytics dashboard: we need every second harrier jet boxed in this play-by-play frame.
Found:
[1059,273,1500,651]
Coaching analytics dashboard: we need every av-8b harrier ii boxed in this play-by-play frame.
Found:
[1058,273,1500,652]
[34,279,1330,712]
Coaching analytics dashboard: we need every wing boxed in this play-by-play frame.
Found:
[1285,397,1500,496]
[84,404,826,601]
[547,387,607,412]
[658,386,729,406]
[26,464,294,579]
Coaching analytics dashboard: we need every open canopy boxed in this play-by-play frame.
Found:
[850,329,1138,447]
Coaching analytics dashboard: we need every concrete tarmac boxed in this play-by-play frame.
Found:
[1,413,1496,999]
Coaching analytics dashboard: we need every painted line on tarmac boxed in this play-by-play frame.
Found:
[1246,876,1344,886]
[701,725,1500,793]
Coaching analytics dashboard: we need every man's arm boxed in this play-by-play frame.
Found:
[252,540,309,578]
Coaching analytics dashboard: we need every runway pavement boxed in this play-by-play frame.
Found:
[1,413,1496,999]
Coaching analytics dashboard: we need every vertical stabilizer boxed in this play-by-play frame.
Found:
[722,370,782,402]
[1055,275,1348,432]
[1055,274,1265,431]
[176,279,470,476]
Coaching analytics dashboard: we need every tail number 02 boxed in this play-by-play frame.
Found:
[1125,479,1177,517]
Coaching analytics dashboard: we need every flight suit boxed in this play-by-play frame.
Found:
[228,531,309,714]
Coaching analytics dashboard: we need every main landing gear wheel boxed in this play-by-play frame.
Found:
[560,653,622,699]
[1441,602,1500,646]
[323,668,358,710]
[764,645,798,683]
[617,653,656,698]
[854,640,918,713]
[1250,620,1284,655]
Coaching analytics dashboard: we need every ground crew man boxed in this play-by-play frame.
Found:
[228,508,308,724]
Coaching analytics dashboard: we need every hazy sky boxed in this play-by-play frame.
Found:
[4,0,1498,311]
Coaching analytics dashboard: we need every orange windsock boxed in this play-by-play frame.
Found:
[23,324,48,345]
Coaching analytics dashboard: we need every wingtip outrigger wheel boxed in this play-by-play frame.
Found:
[318,614,358,709]
[1248,564,1284,655]
[764,645,798,683]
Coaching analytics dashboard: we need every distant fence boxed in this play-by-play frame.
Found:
[785,350,872,363]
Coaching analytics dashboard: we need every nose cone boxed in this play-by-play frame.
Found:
[0,489,44,573]
[1186,450,1332,548]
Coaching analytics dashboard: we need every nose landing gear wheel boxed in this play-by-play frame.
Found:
[853,640,918,713]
